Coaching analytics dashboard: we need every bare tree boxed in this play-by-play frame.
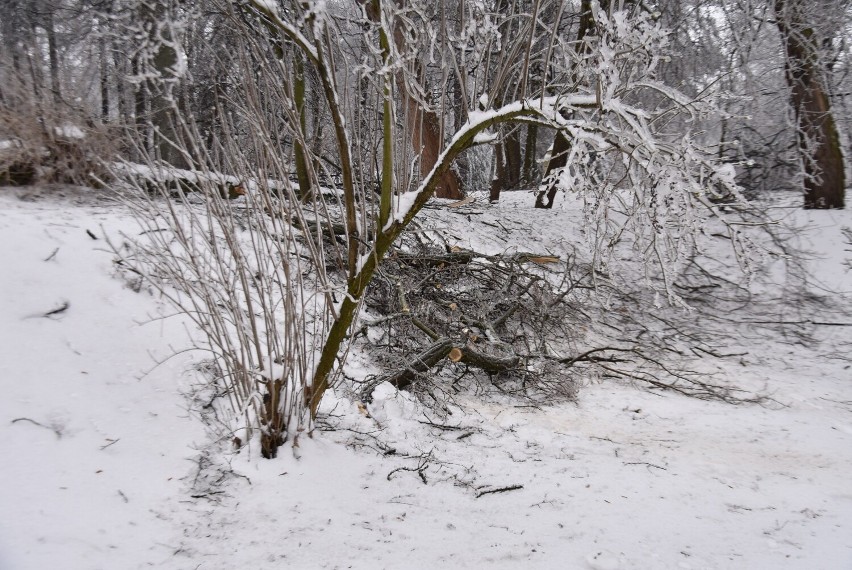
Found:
[111,0,760,458]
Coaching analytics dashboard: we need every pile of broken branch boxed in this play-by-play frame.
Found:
[354,216,749,407]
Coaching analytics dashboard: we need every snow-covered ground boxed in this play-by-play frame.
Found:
[1,186,851,569]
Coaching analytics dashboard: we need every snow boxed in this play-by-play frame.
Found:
[253,0,280,14]
[53,125,85,140]
[0,187,205,569]
[1,187,851,569]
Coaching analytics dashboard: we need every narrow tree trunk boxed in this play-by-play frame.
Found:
[45,12,61,105]
[25,26,50,142]
[775,0,845,209]
[522,123,538,185]
[504,130,522,187]
[536,0,607,209]
[100,36,110,121]
[132,56,148,155]
[536,133,568,208]
[113,50,129,126]
[293,52,313,200]
[450,65,469,185]
[490,142,506,202]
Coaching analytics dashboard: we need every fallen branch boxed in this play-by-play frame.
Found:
[459,342,520,373]
[42,301,70,318]
[476,484,524,498]
[417,418,465,431]
[360,337,454,399]
[624,461,667,471]
[560,346,637,368]
[11,417,62,438]
[386,451,433,484]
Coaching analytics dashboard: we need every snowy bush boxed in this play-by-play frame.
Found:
[114,0,767,458]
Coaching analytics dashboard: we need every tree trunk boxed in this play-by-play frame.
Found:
[450,63,469,185]
[490,142,506,202]
[100,36,110,121]
[293,52,313,200]
[113,50,129,126]
[774,0,845,209]
[504,129,522,188]
[536,133,568,208]
[362,0,464,200]
[536,0,607,209]
[1,0,23,74]
[522,123,538,185]
[490,129,523,201]
[403,71,464,199]
[40,11,62,106]
[363,337,454,396]
[140,1,186,168]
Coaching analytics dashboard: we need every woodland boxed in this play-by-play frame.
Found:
[0,0,850,458]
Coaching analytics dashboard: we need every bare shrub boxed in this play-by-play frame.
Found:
[110,0,764,459]
[0,56,115,187]
[112,161,336,458]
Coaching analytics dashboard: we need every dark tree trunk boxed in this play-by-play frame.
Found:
[100,36,110,121]
[362,0,464,199]
[404,73,464,199]
[522,123,538,185]
[99,1,115,123]
[132,56,148,155]
[490,142,506,202]
[45,12,61,105]
[775,0,845,209]
[488,0,524,202]
[113,50,129,126]
[504,129,522,188]
[536,133,568,208]
[536,0,608,208]
[1,0,23,74]
[450,64,469,186]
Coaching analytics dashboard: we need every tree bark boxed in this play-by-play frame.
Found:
[100,35,110,121]
[45,11,61,106]
[522,123,538,185]
[132,55,148,156]
[361,0,464,199]
[774,0,845,209]
[536,133,568,208]
[404,66,464,199]
[140,1,186,168]
[490,141,506,202]
[368,337,454,394]
[536,0,607,208]
[504,130,522,187]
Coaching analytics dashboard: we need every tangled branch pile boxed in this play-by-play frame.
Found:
[354,204,753,408]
